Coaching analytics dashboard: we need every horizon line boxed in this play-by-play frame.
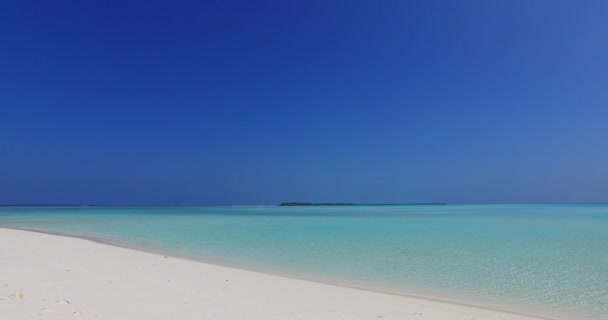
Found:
[1,202,608,207]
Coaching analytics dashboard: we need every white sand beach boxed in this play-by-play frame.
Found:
[1,228,546,320]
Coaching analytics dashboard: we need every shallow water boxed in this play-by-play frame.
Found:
[1,204,607,319]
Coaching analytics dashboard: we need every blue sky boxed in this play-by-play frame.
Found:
[1,1,607,205]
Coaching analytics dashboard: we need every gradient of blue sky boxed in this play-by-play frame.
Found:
[1,1,607,205]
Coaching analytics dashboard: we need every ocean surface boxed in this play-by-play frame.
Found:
[1,204,607,319]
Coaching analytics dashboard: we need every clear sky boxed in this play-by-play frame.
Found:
[1,1,607,205]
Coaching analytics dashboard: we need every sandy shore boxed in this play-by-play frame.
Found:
[1,228,546,320]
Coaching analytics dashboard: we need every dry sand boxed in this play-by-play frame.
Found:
[1,228,546,320]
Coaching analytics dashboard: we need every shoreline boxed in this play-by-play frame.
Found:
[5,227,563,320]
[1,227,560,320]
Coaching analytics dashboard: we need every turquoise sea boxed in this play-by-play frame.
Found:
[1,205,607,319]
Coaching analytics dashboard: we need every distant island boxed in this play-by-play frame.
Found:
[279,202,356,206]
[278,202,447,207]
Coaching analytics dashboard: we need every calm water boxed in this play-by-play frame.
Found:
[1,205,607,319]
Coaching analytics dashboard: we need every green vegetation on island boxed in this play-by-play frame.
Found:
[279,202,355,206]
[278,202,447,206]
